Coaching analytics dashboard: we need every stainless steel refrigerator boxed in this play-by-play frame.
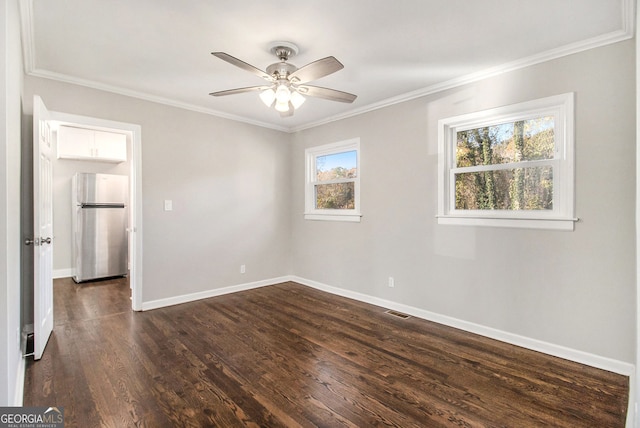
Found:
[72,173,128,283]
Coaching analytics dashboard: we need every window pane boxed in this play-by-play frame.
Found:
[316,150,357,181]
[315,182,355,209]
[455,166,553,210]
[456,117,554,167]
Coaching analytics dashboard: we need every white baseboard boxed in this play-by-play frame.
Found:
[291,275,635,377]
[13,356,25,406]
[293,276,637,428]
[53,268,73,279]
[141,274,634,376]
[137,274,635,427]
[141,276,295,311]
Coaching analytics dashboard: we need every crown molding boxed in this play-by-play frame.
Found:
[26,68,291,132]
[18,0,34,73]
[292,7,635,132]
[19,0,635,134]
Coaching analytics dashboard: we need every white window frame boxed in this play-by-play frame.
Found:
[437,93,576,231]
[305,138,361,222]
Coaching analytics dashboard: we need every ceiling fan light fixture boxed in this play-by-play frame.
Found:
[259,88,276,107]
[275,84,291,103]
[290,90,305,109]
[275,99,290,112]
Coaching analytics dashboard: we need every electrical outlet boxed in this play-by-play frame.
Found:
[240,264,246,274]
[388,277,395,288]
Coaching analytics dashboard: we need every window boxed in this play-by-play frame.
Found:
[438,93,575,230]
[305,138,361,222]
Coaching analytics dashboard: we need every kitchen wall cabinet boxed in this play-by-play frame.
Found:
[57,125,127,163]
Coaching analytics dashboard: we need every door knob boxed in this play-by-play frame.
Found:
[40,237,52,245]
[25,238,34,246]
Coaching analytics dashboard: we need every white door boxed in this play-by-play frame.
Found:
[33,95,54,360]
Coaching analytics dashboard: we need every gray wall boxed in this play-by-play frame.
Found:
[290,40,636,363]
[2,0,24,406]
[23,77,293,303]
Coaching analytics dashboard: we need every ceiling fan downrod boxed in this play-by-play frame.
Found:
[269,41,299,62]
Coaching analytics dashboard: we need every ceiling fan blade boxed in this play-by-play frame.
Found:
[211,52,274,81]
[297,85,357,103]
[209,86,270,97]
[289,56,344,84]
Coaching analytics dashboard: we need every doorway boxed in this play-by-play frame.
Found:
[47,111,142,311]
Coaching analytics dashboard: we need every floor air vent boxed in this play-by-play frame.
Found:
[385,310,410,319]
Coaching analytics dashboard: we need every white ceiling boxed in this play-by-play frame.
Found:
[21,0,633,132]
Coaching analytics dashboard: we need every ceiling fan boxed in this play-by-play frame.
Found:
[209,41,357,117]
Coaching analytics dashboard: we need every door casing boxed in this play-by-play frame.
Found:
[47,109,143,311]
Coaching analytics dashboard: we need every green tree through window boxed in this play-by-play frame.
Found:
[438,93,575,230]
[454,117,554,211]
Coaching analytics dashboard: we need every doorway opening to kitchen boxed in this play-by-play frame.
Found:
[48,110,142,311]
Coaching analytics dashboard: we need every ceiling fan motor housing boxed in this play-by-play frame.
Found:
[266,61,298,80]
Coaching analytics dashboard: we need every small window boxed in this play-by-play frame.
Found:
[438,93,576,230]
[305,138,361,222]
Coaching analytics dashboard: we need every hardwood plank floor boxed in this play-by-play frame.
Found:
[24,278,629,427]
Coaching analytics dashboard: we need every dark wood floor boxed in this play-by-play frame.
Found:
[24,278,629,427]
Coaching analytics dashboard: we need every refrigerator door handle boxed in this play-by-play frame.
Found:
[80,203,126,209]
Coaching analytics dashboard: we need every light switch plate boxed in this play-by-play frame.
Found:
[164,200,172,211]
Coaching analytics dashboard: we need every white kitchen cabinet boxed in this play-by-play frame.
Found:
[57,126,127,163]
[93,130,127,161]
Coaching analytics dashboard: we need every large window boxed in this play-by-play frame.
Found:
[305,138,361,222]
[438,93,575,230]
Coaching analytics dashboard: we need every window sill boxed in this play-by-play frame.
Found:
[437,215,577,231]
[305,213,362,223]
